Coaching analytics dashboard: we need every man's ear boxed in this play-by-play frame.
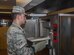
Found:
[17,15,21,20]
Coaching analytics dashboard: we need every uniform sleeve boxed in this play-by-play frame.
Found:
[10,29,27,50]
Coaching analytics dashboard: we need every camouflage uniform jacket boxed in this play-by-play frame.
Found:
[7,22,33,55]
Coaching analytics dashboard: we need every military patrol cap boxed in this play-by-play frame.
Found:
[12,6,25,14]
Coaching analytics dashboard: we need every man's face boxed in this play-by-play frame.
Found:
[20,14,26,25]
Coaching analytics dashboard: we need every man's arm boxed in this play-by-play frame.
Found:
[11,30,27,49]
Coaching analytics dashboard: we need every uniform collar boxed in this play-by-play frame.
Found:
[12,22,24,32]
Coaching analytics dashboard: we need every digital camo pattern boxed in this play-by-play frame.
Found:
[7,22,34,55]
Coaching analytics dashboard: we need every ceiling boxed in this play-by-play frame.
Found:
[0,0,74,13]
[0,0,74,19]
[26,0,74,13]
[16,0,32,7]
[0,0,15,13]
[0,0,45,13]
[0,0,15,6]
[24,0,45,11]
[0,0,32,9]
[44,0,74,10]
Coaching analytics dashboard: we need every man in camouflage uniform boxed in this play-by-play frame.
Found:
[7,6,34,55]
